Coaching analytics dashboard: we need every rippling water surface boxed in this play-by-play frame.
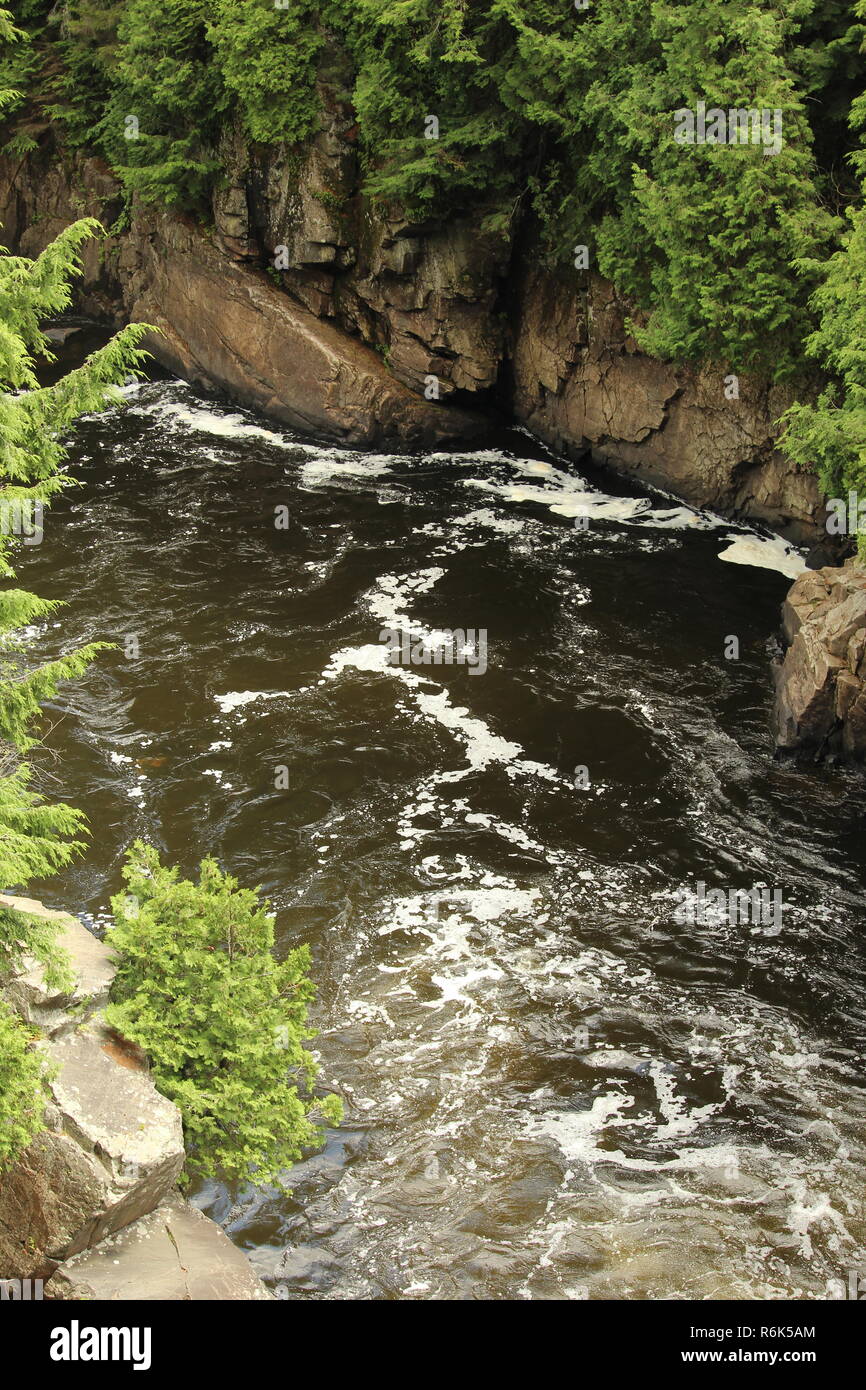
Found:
[19,376,866,1300]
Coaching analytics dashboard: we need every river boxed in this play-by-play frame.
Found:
[19,371,866,1300]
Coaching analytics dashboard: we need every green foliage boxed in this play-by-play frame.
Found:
[0,214,150,941]
[0,21,153,1163]
[0,999,45,1170]
[575,1,840,375]
[5,0,862,378]
[778,1,866,540]
[94,0,228,208]
[781,201,866,550]
[104,844,342,1189]
[206,0,323,146]
[0,36,151,988]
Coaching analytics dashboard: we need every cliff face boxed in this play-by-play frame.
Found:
[0,114,824,541]
[510,264,820,541]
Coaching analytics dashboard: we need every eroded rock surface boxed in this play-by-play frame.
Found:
[774,560,866,758]
[0,140,829,540]
[510,265,822,544]
[0,150,482,449]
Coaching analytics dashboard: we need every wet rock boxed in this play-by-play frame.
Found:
[272,1243,343,1291]
[581,1049,648,1075]
[774,560,866,759]
[0,1019,184,1279]
[0,894,114,1037]
[49,1198,272,1300]
[0,149,484,450]
[128,215,484,448]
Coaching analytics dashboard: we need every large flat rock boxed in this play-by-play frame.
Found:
[47,1019,185,1220]
[49,1198,272,1301]
[0,894,115,1036]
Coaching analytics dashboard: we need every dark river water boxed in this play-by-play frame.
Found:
[18,373,866,1300]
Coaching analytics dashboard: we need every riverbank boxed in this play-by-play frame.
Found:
[0,894,271,1300]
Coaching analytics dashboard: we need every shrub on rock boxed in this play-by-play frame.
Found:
[104,842,342,1189]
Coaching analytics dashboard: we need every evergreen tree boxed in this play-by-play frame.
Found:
[0,999,44,1169]
[105,844,343,1189]
[91,0,228,208]
[0,214,149,957]
[779,2,866,539]
[0,9,149,973]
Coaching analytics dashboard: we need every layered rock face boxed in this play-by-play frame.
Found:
[0,117,824,540]
[510,265,821,544]
[774,561,866,759]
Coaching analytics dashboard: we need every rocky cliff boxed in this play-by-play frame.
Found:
[0,116,825,544]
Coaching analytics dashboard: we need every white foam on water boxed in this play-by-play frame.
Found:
[299,452,402,488]
[366,566,446,631]
[141,399,301,449]
[130,386,808,584]
[452,508,527,536]
[717,533,808,579]
[424,448,522,466]
[324,643,393,678]
[325,641,563,783]
[213,690,290,714]
[463,475,722,532]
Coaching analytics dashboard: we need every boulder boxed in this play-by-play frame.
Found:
[268,1243,343,1293]
[774,560,866,758]
[0,1020,184,1279]
[0,895,114,1037]
[48,1197,272,1301]
[0,1123,106,1280]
